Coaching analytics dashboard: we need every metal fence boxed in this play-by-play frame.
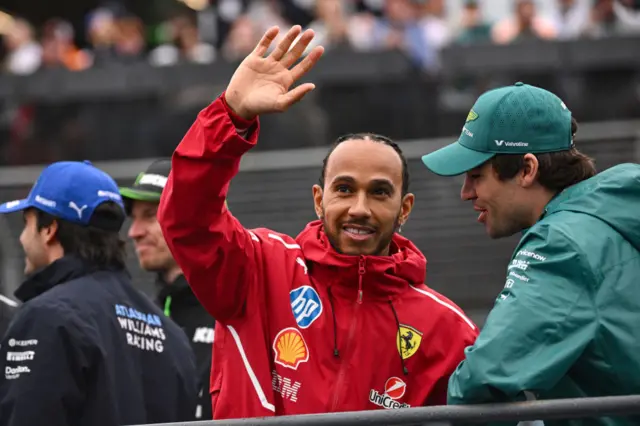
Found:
[131,395,640,426]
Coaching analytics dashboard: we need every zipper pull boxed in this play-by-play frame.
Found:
[357,257,365,304]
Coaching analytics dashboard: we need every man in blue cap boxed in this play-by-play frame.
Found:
[421,82,640,420]
[0,160,198,426]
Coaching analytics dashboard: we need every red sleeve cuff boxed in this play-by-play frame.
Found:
[220,91,256,131]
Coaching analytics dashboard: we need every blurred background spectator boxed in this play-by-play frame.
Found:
[491,0,558,43]
[1,0,639,74]
[2,18,41,75]
[455,1,493,44]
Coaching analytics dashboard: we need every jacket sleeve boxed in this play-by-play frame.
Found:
[0,303,91,426]
[0,294,18,337]
[426,304,479,406]
[158,93,262,322]
[447,225,597,406]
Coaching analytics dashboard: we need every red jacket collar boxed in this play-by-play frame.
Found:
[296,220,427,302]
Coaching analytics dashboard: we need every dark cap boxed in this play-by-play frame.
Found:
[119,159,171,214]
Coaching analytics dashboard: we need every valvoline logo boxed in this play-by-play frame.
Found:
[289,286,322,329]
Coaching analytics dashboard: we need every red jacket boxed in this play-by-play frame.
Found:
[158,94,479,419]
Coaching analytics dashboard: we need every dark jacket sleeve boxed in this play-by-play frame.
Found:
[0,302,91,426]
[0,294,19,337]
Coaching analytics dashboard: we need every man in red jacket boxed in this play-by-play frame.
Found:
[158,25,478,419]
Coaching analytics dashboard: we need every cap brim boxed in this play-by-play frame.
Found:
[119,187,161,203]
[421,141,496,177]
[0,199,31,214]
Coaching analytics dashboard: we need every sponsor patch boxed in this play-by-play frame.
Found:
[397,324,422,360]
[5,365,30,380]
[508,259,529,271]
[7,339,38,348]
[3,200,21,209]
[516,249,546,261]
[115,304,166,353]
[466,110,478,122]
[290,286,322,329]
[138,173,168,188]
[369,377,411,409]
[272,370,302,402]
[7,351,35,362]
[192,327,215,344]
[273,327,309,370]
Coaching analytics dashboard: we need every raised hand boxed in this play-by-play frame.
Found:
[224,26,325,120]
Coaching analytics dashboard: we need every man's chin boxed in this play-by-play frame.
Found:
[337,241,385,257]
[139,258,172,275]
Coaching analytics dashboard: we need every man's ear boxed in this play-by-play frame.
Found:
[312,184,323,220]
[399,193,415,227]
[520,153,540,188]
[40,219,59,246]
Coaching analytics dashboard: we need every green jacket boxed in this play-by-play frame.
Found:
[447,163,640,426]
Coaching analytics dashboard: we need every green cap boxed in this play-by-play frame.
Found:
[120,159,171,212]
[421,82,573,176]
[120,158,228,215]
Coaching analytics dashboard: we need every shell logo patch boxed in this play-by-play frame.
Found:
[397,324,423,360]
[273,327,309,370]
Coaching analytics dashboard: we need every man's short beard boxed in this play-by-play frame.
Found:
[320,208,401,256]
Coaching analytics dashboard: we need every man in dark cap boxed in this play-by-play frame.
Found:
[121,159,216,420]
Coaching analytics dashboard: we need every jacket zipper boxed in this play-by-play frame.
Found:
[330,256,365,411]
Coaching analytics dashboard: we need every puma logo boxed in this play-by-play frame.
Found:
[69,201,88,219]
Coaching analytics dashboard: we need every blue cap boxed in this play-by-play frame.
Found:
[0,160,125,231]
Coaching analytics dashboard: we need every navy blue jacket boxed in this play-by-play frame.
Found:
[0,255,198,426]
[0,293,18,338]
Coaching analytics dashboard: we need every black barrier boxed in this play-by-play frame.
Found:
[131,395,640,426]
[2,36,639,102]
[0,37,639,166]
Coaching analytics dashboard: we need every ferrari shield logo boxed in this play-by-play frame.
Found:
[466,110,478,122]
[397,325,422,360]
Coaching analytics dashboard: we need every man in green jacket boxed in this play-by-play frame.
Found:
[421,82,640,425]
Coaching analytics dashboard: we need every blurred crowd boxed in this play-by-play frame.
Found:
[2,0,640,76]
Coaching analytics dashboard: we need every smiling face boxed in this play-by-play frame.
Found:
[313,138,414,256]
[461,161,534,239]
[20,209,54,275]
[128,200,177,273]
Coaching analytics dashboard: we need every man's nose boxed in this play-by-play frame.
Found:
[460,175,476,201]
[348,192,372,218]
[128,219,145,239]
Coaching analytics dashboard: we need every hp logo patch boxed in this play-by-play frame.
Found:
[290,286,323,329]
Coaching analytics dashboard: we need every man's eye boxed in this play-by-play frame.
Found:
[336,185,351,193]
[373,188,390,196]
